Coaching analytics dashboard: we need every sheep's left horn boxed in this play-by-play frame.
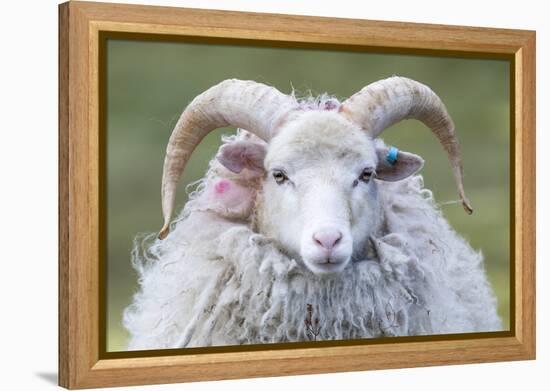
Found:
[158,79,297,239]
[340,76,473,215]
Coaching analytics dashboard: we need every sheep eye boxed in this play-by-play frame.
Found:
[272,170,288,184]
[360,168,374,183]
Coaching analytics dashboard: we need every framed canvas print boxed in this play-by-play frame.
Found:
[58,1,536,389]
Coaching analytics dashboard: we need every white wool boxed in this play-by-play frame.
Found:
[123,131,501,350]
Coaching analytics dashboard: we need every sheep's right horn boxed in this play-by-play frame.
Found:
[158,79,297,239]
[340,76,473,215]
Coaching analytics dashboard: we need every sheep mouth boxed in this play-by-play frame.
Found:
[306,257,349,274]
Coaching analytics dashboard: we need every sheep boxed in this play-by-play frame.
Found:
[123,77,502,350]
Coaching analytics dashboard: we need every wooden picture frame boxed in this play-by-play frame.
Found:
[58,1,536,389]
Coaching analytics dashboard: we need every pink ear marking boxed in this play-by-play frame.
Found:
[214,179,231,194]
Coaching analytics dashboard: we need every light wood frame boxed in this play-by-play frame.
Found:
[58,1,536,389]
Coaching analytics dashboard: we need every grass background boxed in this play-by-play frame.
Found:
[106,39,510,352]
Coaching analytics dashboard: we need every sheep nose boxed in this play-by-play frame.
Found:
[312,229,343,251]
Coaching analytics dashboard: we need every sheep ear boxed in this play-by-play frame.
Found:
[375,147,424,182]
[217,140,267,174]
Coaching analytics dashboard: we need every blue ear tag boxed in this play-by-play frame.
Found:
[386,147,399,166]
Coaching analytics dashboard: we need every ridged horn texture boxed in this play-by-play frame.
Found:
[159,79,297,239]
[340,76,473,215]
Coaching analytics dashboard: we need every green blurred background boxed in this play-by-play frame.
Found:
[106,39,510,352]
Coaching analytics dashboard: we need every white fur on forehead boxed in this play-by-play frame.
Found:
[267,111,375,168]
[294,92,342,111]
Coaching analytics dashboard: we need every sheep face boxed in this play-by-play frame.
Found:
[218,111,424,275]
[259,112,379,274]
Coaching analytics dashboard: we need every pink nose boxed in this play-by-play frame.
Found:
[313,229,343,251]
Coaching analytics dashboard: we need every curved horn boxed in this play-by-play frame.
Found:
[340,76,473,214]
[159,79,297,239]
